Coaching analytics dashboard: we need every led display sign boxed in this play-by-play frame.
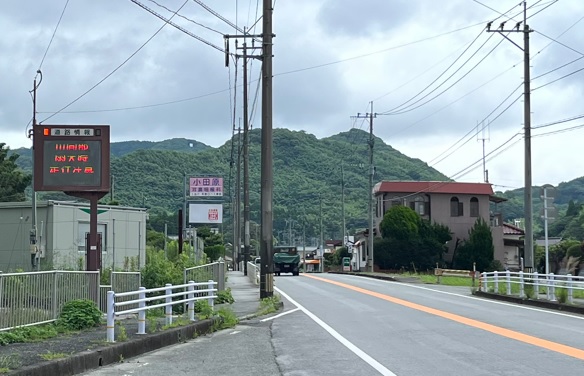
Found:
[34,125,110,192]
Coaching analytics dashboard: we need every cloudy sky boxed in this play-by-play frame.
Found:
[2,0,584,190]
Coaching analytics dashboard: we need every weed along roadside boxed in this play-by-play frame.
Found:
[0,272,281,375]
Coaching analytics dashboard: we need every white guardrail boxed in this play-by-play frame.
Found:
[246,262,260,285]
[106,280,217,342]
[480,271,584,303]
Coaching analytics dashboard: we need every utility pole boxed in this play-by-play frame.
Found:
[486,2,533,271]
[341,164,346,242]
[28,72,41,270]
[259,0,274,298]
[353,102,377,273]
[242,35,251,277]
[319,194,324,273]
[235,124,242,271]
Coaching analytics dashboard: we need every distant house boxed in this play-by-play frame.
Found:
[351,181,507,270]
[500,222,525,271]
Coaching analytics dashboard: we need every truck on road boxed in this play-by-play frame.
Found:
[273,246,300,276]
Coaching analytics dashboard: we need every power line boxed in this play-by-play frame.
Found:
[40,0,190,123]
[376,29,486,112]
[37,0,70,73]
[532,65,584,91]
[384,34,504,115]
[532,55,584,80]
[532,113,584,129]
[535,30,584,56]
[427,82,522,166]
[130,0,225,52]
[533,122,584,137]
[147,0,224,35]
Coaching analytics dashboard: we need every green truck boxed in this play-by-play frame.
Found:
[274,250,300,276]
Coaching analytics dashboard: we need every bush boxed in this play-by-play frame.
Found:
[57,300,102,331]
[216,288,235,304]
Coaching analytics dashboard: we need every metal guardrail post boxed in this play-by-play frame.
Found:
[519,271,524,298]
[188,281,195,322]
[550,273,556,301]
[106,291,115,343]
[208,280,214,309]
[52,271,58,320]
[505,270,511,295]
[137,287,146,335]
[165,284,173,326]
[533,272,539,299]
[218,261,225,291]
[567,274,573,304]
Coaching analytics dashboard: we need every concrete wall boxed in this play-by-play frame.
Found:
[0,201,147,272]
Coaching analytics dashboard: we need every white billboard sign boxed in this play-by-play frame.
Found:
[189,203,223,224]
[189,177,223,197]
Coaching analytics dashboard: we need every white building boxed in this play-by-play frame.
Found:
[0,200,147,272]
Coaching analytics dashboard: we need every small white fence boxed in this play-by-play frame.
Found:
[246,262,260,285]
[480,271,584,303]
[106,280,218,342]
[184,261,225,292]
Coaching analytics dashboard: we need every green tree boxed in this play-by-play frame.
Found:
[0,143,31,202]
[146,229,166,250]
[453,218,494,271]
[331,246,351,266]
[377,206,451,270]
[379,205,420,241]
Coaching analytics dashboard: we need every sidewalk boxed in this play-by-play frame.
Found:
[1,271,262,376]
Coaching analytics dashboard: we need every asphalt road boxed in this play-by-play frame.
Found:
[83,273,584,375]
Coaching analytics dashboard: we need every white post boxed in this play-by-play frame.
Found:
[481,272,487,292]
[165,283,173,326]
[188,280,195,322]
[494,271,499,293]
[137,287,146,335]
[550,273,556,302]
[543,186,550,275]
[106,291,115,342]
[506,270,511,295]
[533,271,539,299]
[567,274,573,304]
[208,280,214,309]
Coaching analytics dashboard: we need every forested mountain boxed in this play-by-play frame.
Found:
[9,137,209,170]
[12,128,448,240]
[9,128,584,241]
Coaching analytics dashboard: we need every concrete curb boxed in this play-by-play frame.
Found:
[238,301,285,322]
[474,291,584,315]
[9,318,219,376]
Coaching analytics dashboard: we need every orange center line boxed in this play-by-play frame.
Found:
[304,274,584,361]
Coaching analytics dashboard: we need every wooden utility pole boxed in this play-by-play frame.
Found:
[353,103,377,273]
[243,37,251,276]
[260,0,274,298]
[486,2,533,271]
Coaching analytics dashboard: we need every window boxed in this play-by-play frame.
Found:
[409,196,426,216]
[450,197,463,217]
[470,197,479,217]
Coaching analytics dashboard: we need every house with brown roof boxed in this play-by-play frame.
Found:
[371,181,507,267]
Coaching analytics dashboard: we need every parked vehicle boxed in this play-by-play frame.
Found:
[274,247,300,276]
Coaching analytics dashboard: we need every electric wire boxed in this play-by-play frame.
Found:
[130,0,225,52]
[535,30,584,56]
[40,0,190,123]
[385,34,504,115]
[147,0,224,35]
[532,65,584,91]
[374,29,486,109]
[37,0,70,74]
[532,113,584,129]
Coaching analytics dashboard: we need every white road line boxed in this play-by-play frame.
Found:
[335,274,584,321]
[275,286,397,376]
[260,307,300,322]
